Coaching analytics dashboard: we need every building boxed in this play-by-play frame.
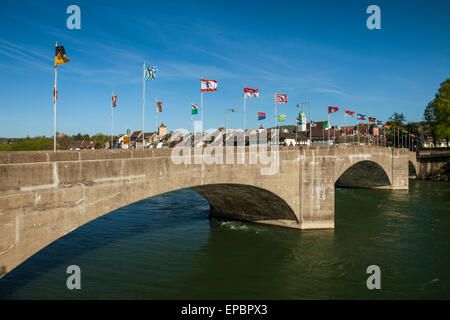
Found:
[68,140,95,150]
[158,123,167,137]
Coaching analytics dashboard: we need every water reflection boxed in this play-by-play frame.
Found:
[0,181,449,299]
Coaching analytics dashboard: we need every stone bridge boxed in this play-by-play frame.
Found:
[0,146,412,277]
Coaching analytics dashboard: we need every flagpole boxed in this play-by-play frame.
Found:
[201,75,203,137]
[243,85,246,131]
[111,91,113,150]
[190,103,193,134]
[344,113,347,144]
[357,121,360,145]
[155,97,158,139]
[274,93,278,135]
[309,101,311,145]
[328,113,330,142]
[142,61,145,150]
[53,42,58,152]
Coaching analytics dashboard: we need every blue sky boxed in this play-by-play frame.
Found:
[0,0,449,137]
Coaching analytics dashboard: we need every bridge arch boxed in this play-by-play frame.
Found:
[335,160,392,188]
[0,181,297,278]
[192,183,298,223]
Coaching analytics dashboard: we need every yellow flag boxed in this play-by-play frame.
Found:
[55,45,70,66]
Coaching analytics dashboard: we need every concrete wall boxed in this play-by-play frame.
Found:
[416,152,450,179]
[0,146,409,278]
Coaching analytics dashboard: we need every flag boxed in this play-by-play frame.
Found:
[145,65,158,80]
[258,112,266,120]
[278,114,286,122]
[112,93,117,108]
[384,123,392,128]
[357,113,367,121]
[334,125,341,130]
[244,87,259,98]
[328,106,339,113]
[191,103,199,115]
[311,122,317,127]
[410,134,416,138]
[402,129,408,134]
[345,110,355,117]
[53,86,58,103]
[323,121,331,130]
[201,79,217,92]
[156,99,162,112]
[377,121,383,126]
[55,45,70,66]
[298,111,307,131]
[368,117,376,123]
[275,94,288,103]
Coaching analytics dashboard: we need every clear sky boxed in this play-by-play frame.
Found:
[0,0,449,137]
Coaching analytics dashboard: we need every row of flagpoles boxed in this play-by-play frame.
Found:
[52,43,417,151]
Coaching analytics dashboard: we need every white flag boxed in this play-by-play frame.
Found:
[201,79,217,92]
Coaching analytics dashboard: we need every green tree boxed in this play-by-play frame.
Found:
[388,112,406,125]
[424,78,450,147]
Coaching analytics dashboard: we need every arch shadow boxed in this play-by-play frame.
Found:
[409,161,418,178]
[192,183,298,222]
[335,160,391,188]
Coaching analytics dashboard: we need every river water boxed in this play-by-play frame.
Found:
[0,180,449,299]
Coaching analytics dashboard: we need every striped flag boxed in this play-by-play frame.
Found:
[53,86,58,103]
[357,113,367,121]
[191,103,199,115]
[258,112,266,120]
[244,87,259,98]
[112,92,117,108]
[201,79,217,92]
[345,110,355,117]
[275,94,288,103]
[368,117,376,123]
[278,114,286,122]
[156,99,162,113]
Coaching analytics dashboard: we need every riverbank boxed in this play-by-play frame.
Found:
[419,162,450,182]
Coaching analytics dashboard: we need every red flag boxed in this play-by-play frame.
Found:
[156,100,162,113]
[328,106,339,113]
[258,112,266,120]
[244,87,259,98]
[275,94,288,103]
